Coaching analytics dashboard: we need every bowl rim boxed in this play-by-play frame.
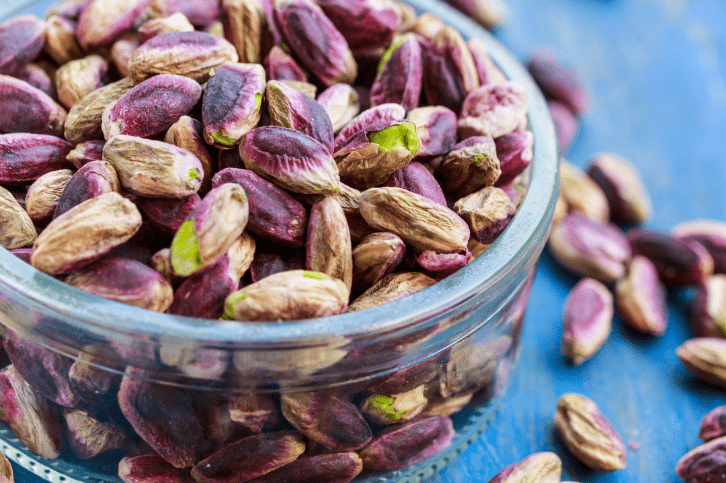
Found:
[0,0,560,346]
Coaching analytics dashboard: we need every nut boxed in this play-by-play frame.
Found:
[223,270,349,321]
[527,50,588,116]
[0,185,37,249]
[351,232,406,293]
[487,452,562,483]
[103,135,204,198]
[136,194,201,235]
[222,0,267,64]
[170,183,249,276]
[458,81,528,139]
[191,431,306,483]
[360,385,427,425]
[699,405,726,442]
[129,31,239,83]
[383,160,447,206]
[306,197,353,291]
[0,133,73,184]
[467,38,507,85]
[64,257,174,312]
[240,126,341,195]
[0,15,46,76]
[559,158,609,223]
[249,248,305,283]
[165,115,215,195]
[677,338,726,389]
[66,140,105,169]
[672,219,726,274]
[348,272,437,312]
[44,15,84,65]
[229,393,278,433]
[586,152,652,225]
[110,33,140,78]
[494,130,533,187]
[405,106,458,159]
[628,229,714,287]
[548,100,578,156]
[0,449,11,483]
[273,0,357,87]
[25,169,74,225]
[263,45,307,82]
[138,12,195,42]
[359,416,454,471]
[370,33,422,111]
[0,75,67,137]
[420,394,473,417]
[333,103,406,152]
[439,135,501,199]
[547,213,632,283]
[561,278,613,366]
[316,0,401,54]
[676,435,726,483]
[615,255,668,336]
[246,452,363,483]
[445,0,508,30]
[14,63,55,99]
[359,187,470,253]
[64,78,135,144]
[147,0,222,27]
[103,74,202,140]
[53,161,120,219]
[167,253,240,318]
[76,0,151,49]
[555,393,626,471]
[692,275,726,338]
[68,345,121,398]
[281,391,372,451]
[55,54,109,109]
[63,408,127,459]
[316,83,360,133]
[31,192,143,275]
[118,453,197,483]
[453,186,516,244]
[202,63,265,147]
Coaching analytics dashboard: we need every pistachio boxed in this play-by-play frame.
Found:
[55,55,109,110]
[267,79,334,152]
[136,194,201,234]
[676,435,726,483]
[692,275,726,338]
[316,0,401,54]
[0,186,37,249]
[0,365,62,459]
[383,160,447,206]
[548,100,578,156]
[166,115,215,195]
[360,385,427,425]
[64,78,135,144]
[240,126,341,195]
[263,45,307,82]
[229,393,279,433]
[138,12,195,43]
[699,405,726,442]
[677,338,726,389]
[118,453,197,483]
[334,120,419,190]
[168,253,240,318]
[103,135,204,198]
[222,0,266,64]
[24,169,73,225]
[149,247,177,284]
[281,80,318,98]
[458,81,528,139]
[467,38,507,85]
[487,452,562,483]
[586,152,652,225]
[170,183,249,276]
[420,394,473,417]
[249,248,305,283]
[494,130,533,187]
[68,345,121,398]
[440,337,510,398]
[359,416,454,471]
[562,278,613,365]
[281,391,372,451]
[348,272,437,312]
[44,15,84,65]
[408,12,445,40]
[67,140,105,168]
[370,33,422,111]
[359,187,470,253]
[224,270,349,321]
[548,213,632,283]
[147,0,222,27]
[0,15,46,76]
[202,63,266,147]
[422,26,479,113]
[0,133,73,184]
[54,161,120,219]
[454,186,515,244]
[672,219,726,274]
[306,197,353,291]
[246,452,363,483]
[552,191,568,227]
[110,34,140,78]
[351,232,406,293]
[192,431,306,483]
[333,103,405,152]
[31,192,142,275]
[527,50,588,116]
[406,106,458,159]
[439,136,501,198]
[45,0,90,20]
[273,0,357,87]
[0,450,11,483]
[103,74,202,140]
[628,229,714,286]
[76,0,151,49]
[0,75,67,137]
[63,408,127,459]
[615,255,668,336]
[317,83,360,133]
[445,0,508,30]
[558,159,609,222]
[129,31,239,83]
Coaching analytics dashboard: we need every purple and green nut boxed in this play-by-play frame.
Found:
[334,120,419,190]
[467,38,507,86]
[53,160,120,219]
[67,140,106,169]
[360,385,428,425]
[0,75,67,137]
[273,0,357,87]
[359,416,454,471]
[383,161,447,206]
[615,255,668,336]
[167,254,240,318]
[267,79,335,153]
[406,106,458,160]
[240,126,341,195]
[494,130,533,187]
[333,103,406,152]
[561,278,613,366]
[306,197,353,291]
[672,219,726,274]
[170,183,249,276]
[316,83,360,134]
[458,81,529,140]
[136,193,202,234]
[439,135,501,199]
[586,152,652,225]
[102,74,202,140]
[55,54,109,110]
[281,391,371,451]
[0,15,46,76]
[628,229,714,287]
[453,186,515,244]
[202,63,265,148]
[165,115,215,195]
[191,431,306,483]
[417,248,472,278]
[64,78,135,145]
[370,33,422,111]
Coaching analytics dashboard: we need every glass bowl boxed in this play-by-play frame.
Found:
[0,0,559,481]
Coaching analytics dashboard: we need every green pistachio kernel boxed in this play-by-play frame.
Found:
[170,218,203,276]
[255,92,263,110]
[211,131,235,146]
[369,122,419,155]
[377,35,408,75]
[189,168,199,181]
[302,271,327,281]
[369,394,405,422]
[222,290,248,320]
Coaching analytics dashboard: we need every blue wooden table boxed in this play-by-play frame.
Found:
[4,0,726,481]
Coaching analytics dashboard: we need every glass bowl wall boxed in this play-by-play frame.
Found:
[0,0,559,481]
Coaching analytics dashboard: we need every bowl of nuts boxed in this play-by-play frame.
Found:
[0,0,558,481]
